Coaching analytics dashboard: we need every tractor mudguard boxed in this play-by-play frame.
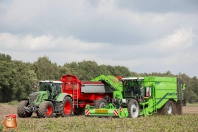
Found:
[56,93,72,102]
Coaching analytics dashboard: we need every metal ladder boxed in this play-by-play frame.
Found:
[152,87,157,113]
[72,82,78,108]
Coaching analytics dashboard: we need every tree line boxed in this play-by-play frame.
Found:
[0,53,197,103]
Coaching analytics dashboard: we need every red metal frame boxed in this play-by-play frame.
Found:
[61,74,113,111]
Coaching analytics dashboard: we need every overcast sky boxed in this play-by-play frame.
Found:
[0,0,198,77]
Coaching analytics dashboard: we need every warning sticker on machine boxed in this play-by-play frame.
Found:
[95,109,108,114]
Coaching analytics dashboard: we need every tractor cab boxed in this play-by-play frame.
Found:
[38,81,62,99]
[122,77,145,100]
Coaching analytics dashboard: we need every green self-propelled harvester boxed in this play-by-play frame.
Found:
[85,76,186,118]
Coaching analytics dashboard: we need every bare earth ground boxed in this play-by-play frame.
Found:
[0,104,198,121]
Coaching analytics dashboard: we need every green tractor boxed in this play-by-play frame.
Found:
[85,76,186,118]
[17,80,73,118]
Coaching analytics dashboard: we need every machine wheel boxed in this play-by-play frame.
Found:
[74,108,85,115]
[17,100,32,118]
[160,100,176,115]
[38,101,54,118]
[128,99,139,118]
[95,98,108,108]
[60,96,73,117]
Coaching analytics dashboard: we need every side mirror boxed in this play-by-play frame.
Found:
[181,84,186,90]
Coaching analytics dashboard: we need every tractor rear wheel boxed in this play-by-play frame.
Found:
[60,96,73,117]
[95,98,108,108]
[17,100,32,118]
[160,100,176,115]
[128,99,139,118]
[38,101,54,118]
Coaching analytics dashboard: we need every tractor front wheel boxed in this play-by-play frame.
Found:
[95,98,108,108]
[60,96,73,117]
[128,99,139,118]
[38,101,54,118]
[17,100,32,118]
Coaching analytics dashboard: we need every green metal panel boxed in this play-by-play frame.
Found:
[144,76,177,82]
[91,75,122,91]
[113,91,123,99]
[86,106,128,118]
[89,109,115,116]
[142,76,179,114]
[33,91,49,106]
[56,93,70,102]
[144,76,177,99]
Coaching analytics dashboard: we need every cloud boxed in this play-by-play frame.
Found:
[92,28,198,75]
[0,0,198,77]
[0,33,108,52]
[0,28,197,77]
[0,32,109,64]
[1,0,195,45]
[152,28,195,53]
[115,0,198,13]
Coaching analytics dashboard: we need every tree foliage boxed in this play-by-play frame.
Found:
[0,57,38,102]
[0,53,197,103]
[33,56,59,80]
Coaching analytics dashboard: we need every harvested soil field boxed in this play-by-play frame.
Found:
[182,106,198,114]
[0,104,17,120]
[0,104,198,120]
[1,104,198,132]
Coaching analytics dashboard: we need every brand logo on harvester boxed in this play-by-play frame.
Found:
[1,114,18,131]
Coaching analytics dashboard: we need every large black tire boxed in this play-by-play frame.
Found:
[17,100,32,118]
[74,108,85,115]
[60,96,73,117]
[128,99,139,118]
[160,100,176,115]
[95,98,108,108]
[37,101,54,118]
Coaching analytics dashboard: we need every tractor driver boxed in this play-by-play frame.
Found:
[129,80,139,97]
